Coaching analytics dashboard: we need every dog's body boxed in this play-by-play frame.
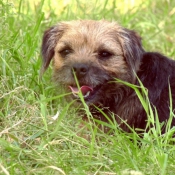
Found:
[41,20,175,132]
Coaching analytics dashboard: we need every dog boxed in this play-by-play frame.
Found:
[41,20,175,133]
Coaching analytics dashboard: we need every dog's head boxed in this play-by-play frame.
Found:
[41,20,144,105]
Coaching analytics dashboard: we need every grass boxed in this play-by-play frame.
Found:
[0,0,175,174]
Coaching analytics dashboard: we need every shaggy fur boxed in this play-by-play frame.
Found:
[41,20,175,132]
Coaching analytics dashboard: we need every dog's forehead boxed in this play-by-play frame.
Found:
[56,20,122,51]
[64,20,121,37]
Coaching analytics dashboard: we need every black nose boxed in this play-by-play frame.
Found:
[72,63,88,78]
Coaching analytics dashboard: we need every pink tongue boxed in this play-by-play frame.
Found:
[69,85,93,95]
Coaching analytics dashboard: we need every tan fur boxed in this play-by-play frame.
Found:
[52,21,128,83]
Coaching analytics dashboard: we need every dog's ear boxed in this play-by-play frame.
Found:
[40,24,64,75]
[118,28,145,74]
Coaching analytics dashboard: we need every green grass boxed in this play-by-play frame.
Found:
[1,0,175,174]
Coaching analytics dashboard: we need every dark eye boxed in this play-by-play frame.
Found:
[59,47,73,57]
[98,50,113,59]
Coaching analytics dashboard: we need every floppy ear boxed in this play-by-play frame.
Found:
[118,28,145,74]
[40,25,64,75]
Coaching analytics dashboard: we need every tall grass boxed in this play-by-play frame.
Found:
[0,0,175,174]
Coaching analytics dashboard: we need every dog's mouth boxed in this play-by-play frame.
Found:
[69,85,101,101]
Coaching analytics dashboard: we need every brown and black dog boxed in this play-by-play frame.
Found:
[41,20,175,132]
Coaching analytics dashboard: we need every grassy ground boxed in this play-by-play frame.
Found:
[0,0,175,174]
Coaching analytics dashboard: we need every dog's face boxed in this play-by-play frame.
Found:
[41,20,144,106]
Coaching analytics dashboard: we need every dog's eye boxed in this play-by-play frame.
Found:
[98,50,113,59]
[59,48,73,57]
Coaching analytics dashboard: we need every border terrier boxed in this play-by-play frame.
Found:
[41,20,175,132]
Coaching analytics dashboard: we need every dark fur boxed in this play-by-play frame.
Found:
[41,20,175,132]
[106,52,175,131]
